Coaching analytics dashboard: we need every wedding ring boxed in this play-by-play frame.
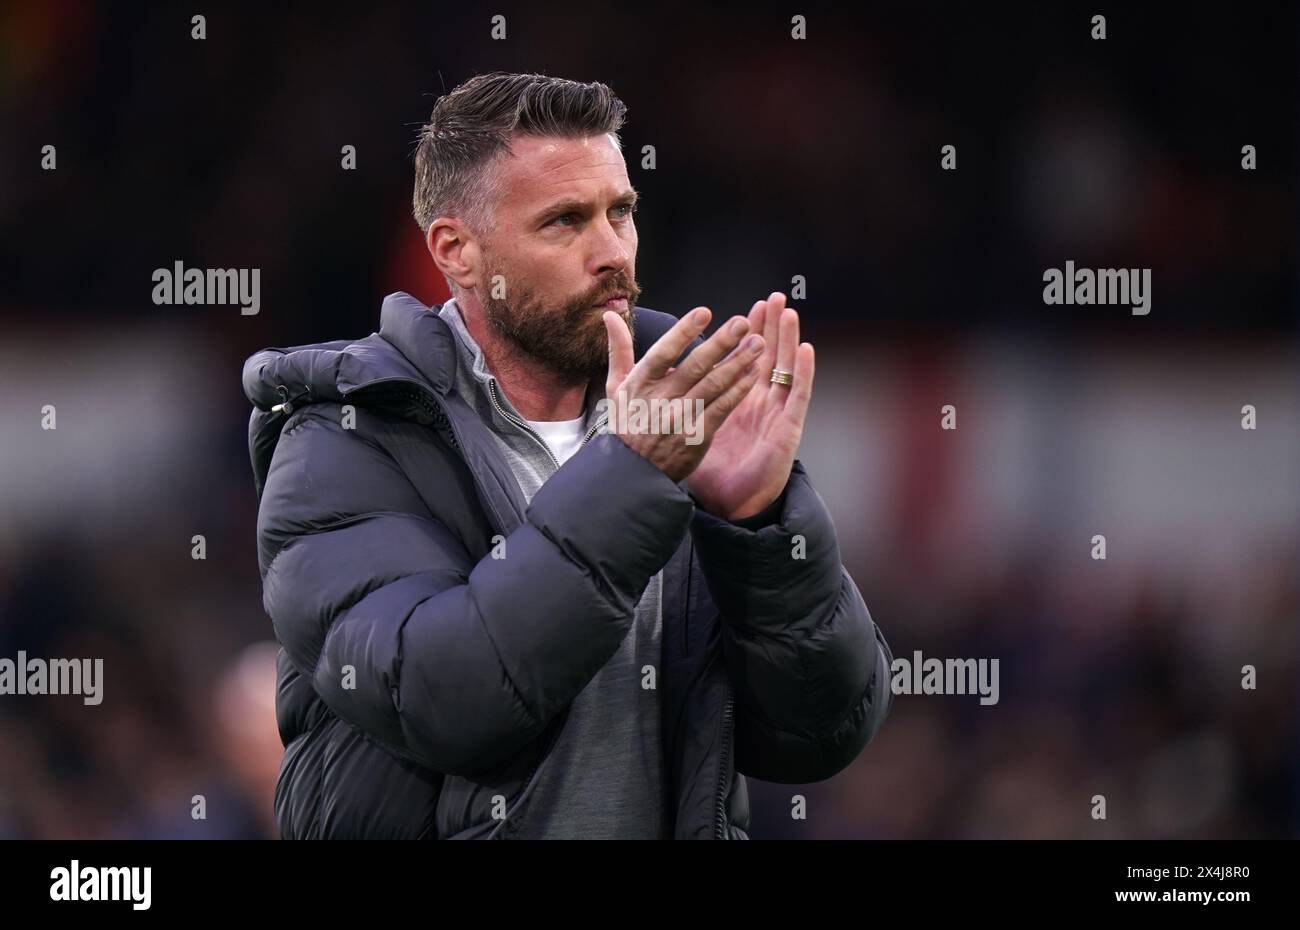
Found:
[769,368,794,386]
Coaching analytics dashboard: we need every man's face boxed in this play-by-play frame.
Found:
[473,133,640,382]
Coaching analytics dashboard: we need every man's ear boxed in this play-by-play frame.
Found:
[426,218,480,292]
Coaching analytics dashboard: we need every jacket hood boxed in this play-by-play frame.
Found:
[241,292,453,413]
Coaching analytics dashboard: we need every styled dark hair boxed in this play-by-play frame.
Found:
[412,71,628,236]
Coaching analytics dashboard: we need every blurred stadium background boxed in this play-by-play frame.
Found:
[0,3,1295,838]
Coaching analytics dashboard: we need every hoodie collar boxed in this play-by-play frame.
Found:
[438,298,494,387]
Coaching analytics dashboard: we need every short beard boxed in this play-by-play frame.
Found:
[480,268,640,384]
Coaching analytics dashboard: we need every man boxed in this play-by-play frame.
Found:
[242,71,892,839]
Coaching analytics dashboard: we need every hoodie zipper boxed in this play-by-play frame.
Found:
[580,413,607,446]
[486,380,559,470]
[486,379,607,469]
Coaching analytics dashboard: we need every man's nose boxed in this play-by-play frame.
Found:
[589,217,631,276]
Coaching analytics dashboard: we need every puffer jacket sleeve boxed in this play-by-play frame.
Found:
[689,461,893,784]
[258,406,695,776]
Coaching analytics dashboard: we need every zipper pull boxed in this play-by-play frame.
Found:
[271,385,293,415]
[271,383,313,415]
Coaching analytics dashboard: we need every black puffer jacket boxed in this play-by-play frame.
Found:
[242,292,893,839]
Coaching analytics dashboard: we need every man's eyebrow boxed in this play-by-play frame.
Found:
[533,189,639,222]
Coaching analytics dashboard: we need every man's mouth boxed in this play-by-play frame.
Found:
[595,292,629,311]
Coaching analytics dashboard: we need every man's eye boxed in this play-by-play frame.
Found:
[551,213,578,227]
[614,203,637,218]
